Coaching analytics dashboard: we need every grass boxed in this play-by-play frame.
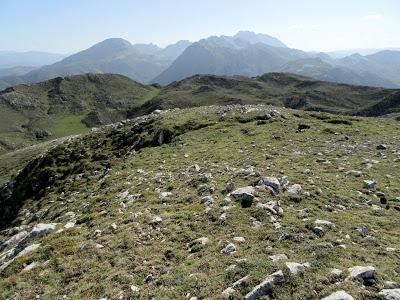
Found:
[48,115,89,138]
[0,105,399,299]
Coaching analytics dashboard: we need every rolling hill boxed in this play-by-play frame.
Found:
[135,73,397,116]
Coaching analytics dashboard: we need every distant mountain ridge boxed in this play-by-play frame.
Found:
[153,33,400,87]
[1,31,400,89]
[0,39,192,88]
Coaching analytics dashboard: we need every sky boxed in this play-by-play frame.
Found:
[1,0,399,53]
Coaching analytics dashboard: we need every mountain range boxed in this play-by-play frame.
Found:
[0,31,400,90]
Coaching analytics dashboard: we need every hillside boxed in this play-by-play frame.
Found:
[0,73,158,154]
[135,73,396,117]
[0,105,399,299]
[2,72,400,155]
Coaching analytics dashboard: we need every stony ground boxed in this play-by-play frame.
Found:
[0,105,399,299]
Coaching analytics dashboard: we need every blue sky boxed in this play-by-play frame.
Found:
[1,0,399,53]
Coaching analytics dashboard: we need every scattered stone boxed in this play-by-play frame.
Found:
[379,289,400,300]
[28,223,57,239]
[221,243,236,255]
[355,226,369,237]
[201,196,213,207]
[258,177,280,193]
[109,223,118,233]
[64,221,76,229]
[21,261,39,273]
[312,226,325,237]
[223,274,251,296]
[144,273,153,283]
[348,266,375,283]
[363,180,376,189]
[129,285,139,295]
[315,219,334,229]
[93,229,102,237]
[269,253,288,262]
[219,213,227,223]
[194,237,209,246]
[287,184,302,194]
[256,201,283,216]
[384,281,400,289]
[233,236,245,243]
[226,181,234,193]
[150,216,162,227]
[285,262,310,276]
[244,270,284,300]
[345,170,363,177]
[231,186,255,207]
[322,290,354,300]
[377,144,388,150]
[330,268,343,278]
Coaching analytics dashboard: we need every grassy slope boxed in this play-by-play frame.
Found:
[0,74,160,154]
[0,105,399,299]
[132,73,396,117]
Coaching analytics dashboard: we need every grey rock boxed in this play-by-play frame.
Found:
[226,181,234,193]
[231,186,255,206]
[258,177,281,192]
[244,270,284,300]
[201,196,213,207]
[363,180,376,189]
[109,223,117,233]
[315,219,334,229]
[286,262,310,276]
[377,144,388,150]
[322,290,354,300]
[312,226,325,237]
[221,243,236,255]
[379,289,400,300]
[287,184,302,194]
[385,281,400,289]
[28,223,57,240]
[348,265,375,280]
[93,229,102,237]
[330,268,343,278]
[145,273,153,282]
[269,253,288,262]
[150,216,162,227]
[256,201,283,215]
[219,213,227,223]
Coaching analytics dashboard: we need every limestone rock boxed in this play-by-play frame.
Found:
[322,290,354,300]
[231,186,255,207]
[244,270,284,300]
[379,289,400,300]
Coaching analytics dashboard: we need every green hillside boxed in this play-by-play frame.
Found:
[0,105,399,299]
[0,73,159,154]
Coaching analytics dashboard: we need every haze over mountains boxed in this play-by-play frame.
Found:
[1,31,400,90]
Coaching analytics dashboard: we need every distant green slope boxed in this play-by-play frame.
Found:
[0,73,160,154]
[132,73,396,117]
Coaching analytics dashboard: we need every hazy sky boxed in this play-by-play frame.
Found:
[1,0,399,53]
